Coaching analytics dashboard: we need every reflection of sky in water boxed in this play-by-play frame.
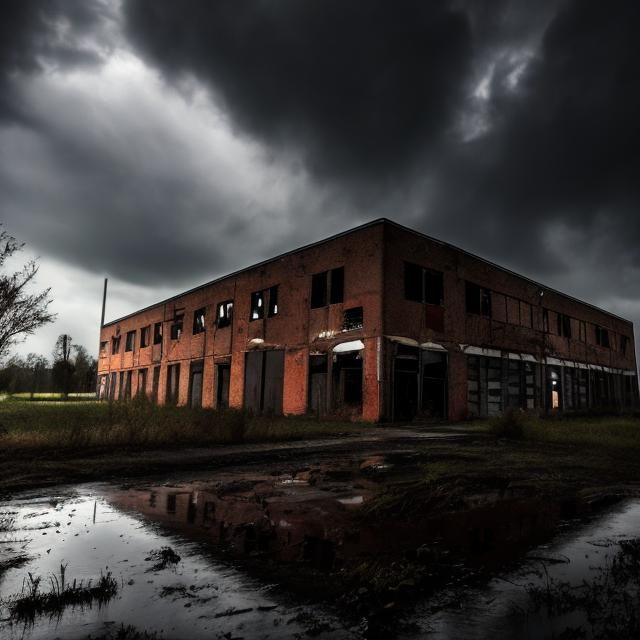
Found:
[406,499,640,639]
[0,484,355,640]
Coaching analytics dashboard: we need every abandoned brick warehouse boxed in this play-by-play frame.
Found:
[97,219,639,421]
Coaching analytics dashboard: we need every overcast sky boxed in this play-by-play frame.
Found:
[2,0,639,362]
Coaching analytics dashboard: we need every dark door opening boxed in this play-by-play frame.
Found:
[545,366,561,410]
[332,351,363,412]
[308,354,328,417]
[216,363,230,409]
[166,363,180,405]
[151,366,160,403]
[393,345,419,422]
[189,360,204,408]
[421,350,447,420]
[243,350,284,415]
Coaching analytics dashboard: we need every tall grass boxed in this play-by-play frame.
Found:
[0,395,353,453]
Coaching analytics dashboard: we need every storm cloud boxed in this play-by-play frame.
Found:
[0,0,639,361]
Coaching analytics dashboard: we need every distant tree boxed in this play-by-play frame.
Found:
[0,229,55,360]
[52,334,74,397]
[72,345,97,393]
[25,353,49,398]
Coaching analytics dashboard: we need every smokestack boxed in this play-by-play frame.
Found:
[101,278,108,328]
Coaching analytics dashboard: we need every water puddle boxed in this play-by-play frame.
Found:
[0,483,360,640]
[405,498,640,639]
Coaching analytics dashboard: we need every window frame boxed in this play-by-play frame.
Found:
[192,307,206,334]
[216,300,234,328]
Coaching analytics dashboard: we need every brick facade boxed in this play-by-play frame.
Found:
[98,219,639,421]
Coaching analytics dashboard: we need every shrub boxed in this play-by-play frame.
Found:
[489,408,529,439]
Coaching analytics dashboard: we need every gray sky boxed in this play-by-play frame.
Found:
[2,0,639,363]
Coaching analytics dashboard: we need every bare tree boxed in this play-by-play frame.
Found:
[0,230,55,359]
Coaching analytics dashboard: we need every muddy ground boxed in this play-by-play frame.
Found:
[3,425,640,637]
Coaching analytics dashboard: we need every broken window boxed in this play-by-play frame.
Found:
[330,267,344,304]
[343,306,364,331]
[311,271,328,308]
[125,330,135,352]
[192,307,206,334]
[268,285,279,317]
[465,281,491,317]
[557,313,572,338]
[250,290,264,320]
[140,326,150,348]
[99,341,107,355]
[153,322,162,345]
[217,300,233,328]
[111,335,121,355]
[170,315,183,340]
[595,325,610,348]
[404,262,444,305]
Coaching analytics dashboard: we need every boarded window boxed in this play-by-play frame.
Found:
[343,306,364,331]
[268,285,279,317]
[140,326,150,348]
[330,267,344,304]
[111,335,121,354]
[153,322,162,345]
[193,307,206,334]
[311,271,328,308]
[250,291,264,320]
[465,282,491,317]
[217,300,233,328]
[519,301,533,328]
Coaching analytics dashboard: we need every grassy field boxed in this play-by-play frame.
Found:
[0,395,354,452]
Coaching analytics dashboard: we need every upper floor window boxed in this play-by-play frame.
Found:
[268,285,279,317]
[193,308,206,334]
[111,335,121,354]
[170,315,183,340]
[343,306,363,331]
[465,281,491,317]
[404,262,444,305]
[153,322,162,345]
[557,313,572,338]
[595,325,610,348]
[543,309,549,333]
[140,326,150,348]
[311,267,344,308]
[579,320,587,343]
[620,335,629,355]
[250,291,264,320]
[100,341,107,355]
[125,330,136,352]
[217,300,233,328]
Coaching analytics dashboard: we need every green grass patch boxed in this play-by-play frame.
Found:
[0,394,355,453]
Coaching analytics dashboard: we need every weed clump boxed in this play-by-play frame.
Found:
[145,546,181,571]
[489,408,529,439]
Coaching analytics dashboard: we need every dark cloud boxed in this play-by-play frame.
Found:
[124,0,472,184]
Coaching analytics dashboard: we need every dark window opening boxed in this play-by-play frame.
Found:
[189,361,204,408]
[311,271,328,308]
[543,309,549,333]
[99,341,107,355]
[151,366,160,403]
[620,335,629,355]
[153,322,162,345]
[466,282,491,317]
[333,352,363,408]
[125,330,135,352]
[330,267,344,304]
[404,262,444,305]
[166,363,180,404]
[250,291,264,320]
[217,300,233,328]
[216,363,231,409]
[343,306,363,331]
[268,285,279,317]
[111,335,121,355]
[140,326,150,348]
[170,317,183,340]
[596,326,610,348]
[124,370,132,400]
[579,321,587,343]
[193,307,206,334]
[557,313,572,338]
[137,368,148,397]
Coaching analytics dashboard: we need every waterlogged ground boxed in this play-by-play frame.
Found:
[0,483,361,640]
[2,467,640,640]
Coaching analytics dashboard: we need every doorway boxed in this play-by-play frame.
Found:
[216,363,230,409]
[243,350,284,415]
[188,361,203,408]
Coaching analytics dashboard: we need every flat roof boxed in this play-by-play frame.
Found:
[103,218,633,328]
